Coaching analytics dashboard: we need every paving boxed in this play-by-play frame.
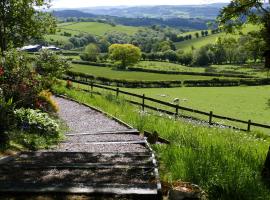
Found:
[0,97,161,200]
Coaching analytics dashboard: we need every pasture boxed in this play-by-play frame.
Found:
[56,22,140,36]
[137,61,268,77]
[70,63,224,81]
[175,24,259,51]
[123,85,270,127]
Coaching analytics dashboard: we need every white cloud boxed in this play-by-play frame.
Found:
[51,0,230,8]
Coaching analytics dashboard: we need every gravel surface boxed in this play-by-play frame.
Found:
[55,97,126,135]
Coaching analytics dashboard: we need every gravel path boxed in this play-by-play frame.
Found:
[56,97,126,134]
[53,97,146,153]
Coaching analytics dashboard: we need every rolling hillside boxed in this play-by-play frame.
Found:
[175,24,259,51]
[57,22,140,36]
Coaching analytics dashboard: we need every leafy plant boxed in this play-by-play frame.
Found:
[0,89,15,146]
[36,90,59,113]
[14,108,60,136]
[0,49,43,108]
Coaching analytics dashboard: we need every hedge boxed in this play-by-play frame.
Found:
[72,60,113,67]
[64,71,182,88]
[65,71,270,88]
[129,67,253,78]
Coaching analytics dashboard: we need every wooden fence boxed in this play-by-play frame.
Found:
[68,78,270,133]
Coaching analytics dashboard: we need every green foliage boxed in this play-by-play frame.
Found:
[80,43,100,62]
[109,44,142,69]
[37,90,59,113]
[0,0,56,54]
[14,108,60,136]
[0,49,43,108]
[217,0,270,63]
[192,45,213,66]
[0,90,15,146]
[35,50,70,88]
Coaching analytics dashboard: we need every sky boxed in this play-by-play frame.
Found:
[51,0,231,8]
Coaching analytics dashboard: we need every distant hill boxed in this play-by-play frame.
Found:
[52,10,211,30]
[80,4,228,19]
[175,24,259,51]
[52,10,96,18]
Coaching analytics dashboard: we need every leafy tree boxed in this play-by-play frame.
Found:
[211,37,226,64]
[164,50,178,62]
[80,43,100,62]
[0,0,56,54]
[97,38,110,53]
[192,45,212,66]
[109,44,141,69]
[201,30,205,37]
[218,0,270,65]
[222,37,238,64]
[240,31,266,62]
[195,32,200,38]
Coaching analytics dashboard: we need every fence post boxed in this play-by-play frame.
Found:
[247,120,251,132]
[90,82,94,97]
[175,106,179,120]
[116,88,119,97]
[209,111,213,125]
[142,94,145,111]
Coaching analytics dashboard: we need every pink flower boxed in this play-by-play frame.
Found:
[0,67,4,76]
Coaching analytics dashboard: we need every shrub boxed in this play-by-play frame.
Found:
[0,88,15,146]
[0,49,43,108]
[36,90,59,113]
[35,50,70,89]
[14,108,60,136]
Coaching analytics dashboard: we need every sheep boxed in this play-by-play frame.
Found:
[173,98,180,104]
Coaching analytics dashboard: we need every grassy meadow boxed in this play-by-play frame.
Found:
[124,86,270,127]
[175,24,259,51]
[137,61,268,77]
[70,63,224,81]
[57,22,140,36]
[53,83,270,200]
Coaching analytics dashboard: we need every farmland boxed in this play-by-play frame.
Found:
[124,85,270,127]
[57,22,140,36]
[137,61,268,77]
[175,24,259,51]
[70,63,225,81]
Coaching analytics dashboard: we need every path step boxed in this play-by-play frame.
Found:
[0,152,161,199]
[65,134,144,143]
[66,129,140,136]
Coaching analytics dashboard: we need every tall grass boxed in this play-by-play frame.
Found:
[54,84,270,200]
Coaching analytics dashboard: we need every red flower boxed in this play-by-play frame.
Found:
[0,67,4,76]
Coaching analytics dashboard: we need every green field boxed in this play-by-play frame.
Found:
[45,34,70,43]
[122,86,270,127]
[175,24,259,51]
[71,64,225,81]
[57,22,140,36]
[137,61,268,77]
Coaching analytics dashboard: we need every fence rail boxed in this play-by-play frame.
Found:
[67,78,270,133]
